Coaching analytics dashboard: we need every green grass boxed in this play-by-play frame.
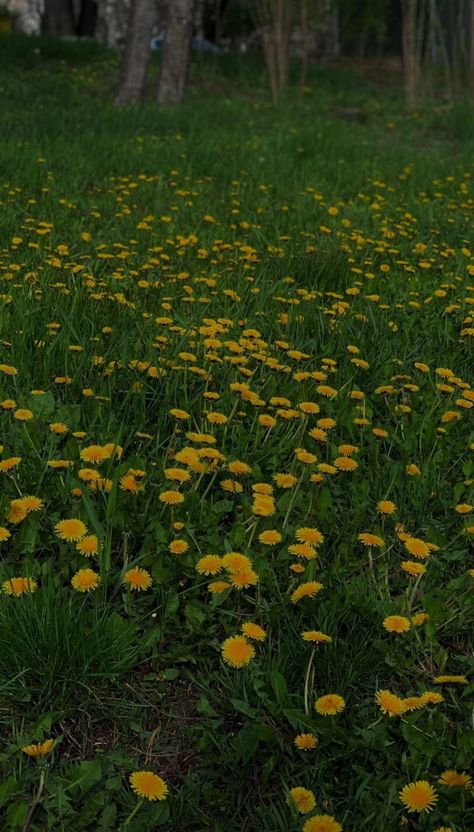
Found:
[0,32,473,832]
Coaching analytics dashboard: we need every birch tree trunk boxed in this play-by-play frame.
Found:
[157,0,195,103]
[116,0,155,105]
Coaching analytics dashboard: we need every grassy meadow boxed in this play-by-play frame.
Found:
[0,34,473,832]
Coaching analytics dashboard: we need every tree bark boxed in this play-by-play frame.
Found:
[42,0,75,35]
[402,0,418,110]
[157,0,195,103]
[116,0,156,106]
[469,0,474,101]
[77,0,98,37]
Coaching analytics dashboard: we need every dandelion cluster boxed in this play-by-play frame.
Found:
[2,61,473,832]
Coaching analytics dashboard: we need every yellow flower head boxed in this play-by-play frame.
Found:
[375,689,407,717]
[221,635,255,668]
[123,567,152,591]
[129,770,168,801]
[302,814,342,832]
[55,518,87,542]
[159,490,184,505]
[294,732,318,751]
[314,693,345,715]
[241,622,267,641]
[291,581,324,603]
[71,569,100,593]
[258,530,282,545]
[22,739,54,757]
[399,780,438,813]
[302,630,332,644]
[383,615,411,633]
[289,786,316,814]
[3,577,37,596]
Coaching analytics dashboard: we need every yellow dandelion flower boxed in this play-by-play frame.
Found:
[258,530,282,545]
[334,456,358,471]
[2,577,37,596]
[0,456,22,473]
[208,580,231,593]
[22,739,54,757]
[168,539,188,555]
[432,675,467,684]
[221,635,255,668]
[289,786,316,814]
[80,444,110,463]
[375,689,407,716]
[196,555,223,575]
[358,532,385,548]
[404,537,430,559]
[314,694,345,715]
[377,500,396,514]
[169,408,190,420]
[419,691,443,705]
[295,527,324,545]
[230,569,258,589]
[290,581,324,603]
[438,770,472,789]
[252,494,276,516]
[14,409,34,421]
[0,526,11,542]
[19,495,43,513]
[302,630,332,643]
[124,567,152,591]
[71,569,100,593]
[129,770,168,801]
[159,490,184,505]
[303,814,342,832]
[401,561,427,577]
[411,611,429,625]
[274,473,298,488]
[76,535,99,557]
[55,518,87,542]
[241,622,266,641]
[454,503,472,514]
[383,615,411,633]
[399,781,438,813]
[120,474,141,492]
[294,733,318,750]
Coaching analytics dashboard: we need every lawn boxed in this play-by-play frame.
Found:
[0,33,473,832]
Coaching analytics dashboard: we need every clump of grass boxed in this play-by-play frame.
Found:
[0,587,139,713]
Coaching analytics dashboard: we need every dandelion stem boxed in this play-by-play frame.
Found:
[304,648,315,715]
[22,424,42,463]
[121,798,144,831]
[23,768,45,832]
[407,573,422,614]
[282,472,304,529]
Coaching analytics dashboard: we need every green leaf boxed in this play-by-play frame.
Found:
[269,670,288,703]
[0,777,17,808]
[66,759,102,796]
[230,698,258,718]
[5,800,28,828]
[27,391,55,420]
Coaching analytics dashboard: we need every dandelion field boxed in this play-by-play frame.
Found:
[0,35,473,832]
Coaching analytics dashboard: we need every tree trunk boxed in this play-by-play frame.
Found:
[157,0,195,103]
[470,0,474,100]
[77,0,98,37]
[300,0,309,86]
[116,0,155,106]
[42,0,75,35]
[402,0,418,110]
